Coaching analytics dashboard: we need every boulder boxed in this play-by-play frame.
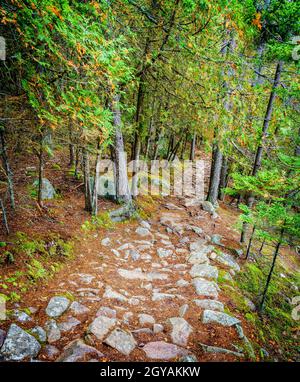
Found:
[0,324,41,361]
[31,326,47,343]
[69,301,90,315]
[189,263,218,279]
[96,306,117,319]
[193,299,224,312]
[138,314,155,326]
[58,317,81,333]
[45,319,61,343]
[192,278,219,298]
[33,178,56,200]
[215,252,240,272]
[142,341,188,360]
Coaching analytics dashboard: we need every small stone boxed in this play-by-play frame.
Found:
[152,292,176,301]
[56,339,104,362]
[142,341,188,360]
[202,310,240,326]
[179,304,189,317]
[58,317,81,333]
[0,324,41,361]
[104,328,137,356]
[166,317,193,346]
[136,227,151,237]
[193,299,224,312]
[153,324,164,334]
[140,220,151,230]
[178,354,198,362]
[210,234,223,245]
[123,312,133,324]
[70,301,90,315]
[13,309,33,323]
[176,279,189,287]
[45,296,70,318]
[138,314,155,326]
[128,297,140,306]
[96,306,117,318]
[157,248,173,258]
[235,324,244,339]
[111,249,120,257]
[199,343,243,357]
[88,316,116,340]
[215,252,240,272]
[31,326,47,343]
[192,278,219,298]
[45,319,61,343]
[187,225,203,235]
[44,345,60,360]
[190,263,218,279]
[101,237,111,246]
[201,201,215,214]
[103,286,127,302]
[127,249,141,261]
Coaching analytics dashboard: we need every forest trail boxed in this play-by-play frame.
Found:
[0,190,256,362]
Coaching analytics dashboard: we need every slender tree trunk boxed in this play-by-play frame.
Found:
[112,94,132,204]
[68,121,75,167]
[82,148,93,212]
[92,140,101,216]
[189,132,196,161]
[259,238,265,254]
[0,128,15,210]
[207,145,223,205]
[37,138,44,208]
[0,198,9,235]
[259,227,284,312]
[74,147,80,179]
[241,62,283,242]
[218,156,228,200]
[245,225,256,260]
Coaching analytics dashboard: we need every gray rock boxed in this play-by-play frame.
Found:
[179,304,189,317]
[244,297,256,311]
[153,324,164,334]
[58,317,81,333]
[223,272,234,282]
[193,299,224,312]
[157,248,173,258]
[188,251,210,265]
[202,310,240,326]
[201,201,215,214]
[215,252,240,272]
[56,339,104,362]
[76,273,95,284]
[45,319,61,343]
[210,234,223,246]
[70,301,90,315]
[101,237,111,246]
[187,225,203,235]
[190,263,218,279]
[13,309,33,323]
[127,249,141,261]
[123,312,133,324]
[235,324,244,339]
[142,341,188,360]
[33,178,56,200]
[103,286,127,302]
[192,278,219,298]
[45,296,70,318]
[199,343,243,357]
[135,227,151,237]
[167,317,193,346]
[96,306,117,319]
[138,314,155,326]
[176,279,189,287]
[0,324,41,361]
[189,239,207,252]
[31,326,47,343]
[178,354,198,362]
[0,329,6,348]
[140,220,151,230]
[44,345,60,359]
[104,328,137,355]
[152,292,177,301]
[88,316,116,340]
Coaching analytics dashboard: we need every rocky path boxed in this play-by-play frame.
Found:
[0,196,255,362]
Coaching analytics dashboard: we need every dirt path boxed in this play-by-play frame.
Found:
[0,192,257,362]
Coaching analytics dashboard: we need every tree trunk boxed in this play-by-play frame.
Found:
[0,198,9,235]
[207,145,223,205]
[245,225,256,260]
[82,148,93,212]
[112,94,132,204]
[189,132,196,161]
[92,140,101,216]
[259,227,284,312]
[37,138,44,208]
[68,119,75,167]
[0,128,15,210]
[218,156,228,200]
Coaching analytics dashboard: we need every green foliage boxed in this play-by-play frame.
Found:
[81,212,114,231]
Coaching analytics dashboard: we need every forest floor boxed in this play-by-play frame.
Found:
[0,151,299,362]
